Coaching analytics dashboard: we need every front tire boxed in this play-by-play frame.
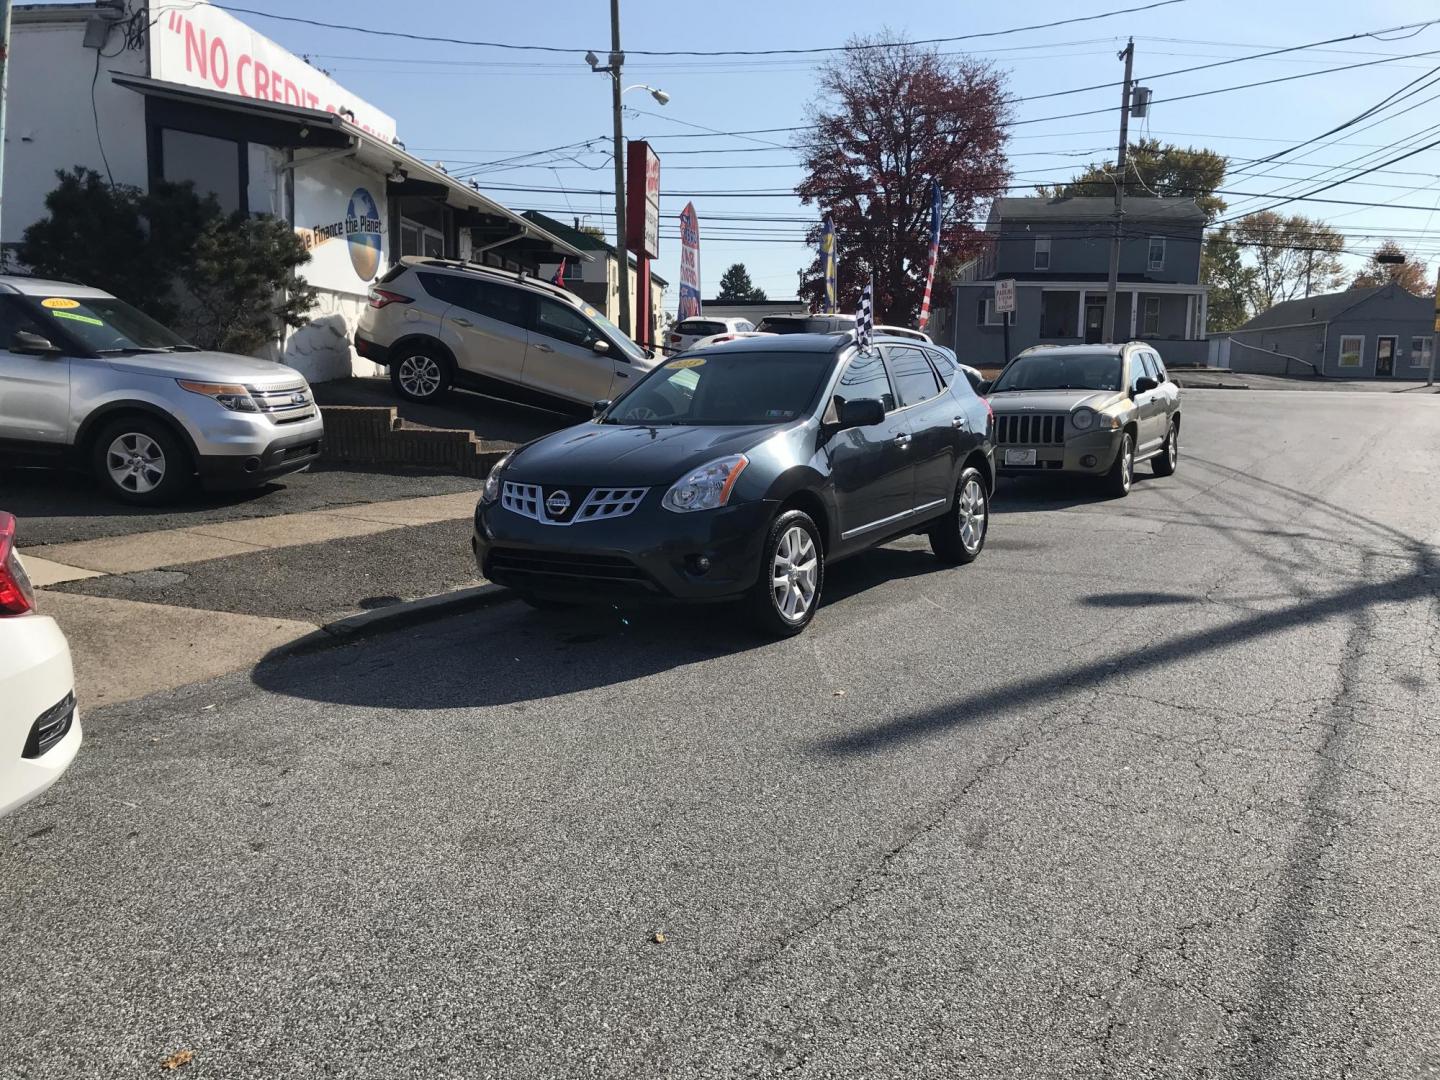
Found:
[930,467,989,565]
[1105,432,1135,497]
[1152,419,1178,476]
[747,509,824,637]
[390,346,453,402]
[91,418,193,505]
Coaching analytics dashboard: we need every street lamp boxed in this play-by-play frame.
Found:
[587,18,669,340]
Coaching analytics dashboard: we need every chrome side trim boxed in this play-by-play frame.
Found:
[839,498,948,541]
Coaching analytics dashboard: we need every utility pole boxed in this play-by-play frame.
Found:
[0,0,12,247]
[1102,38,1135,344]
[608,0,631,339]
[1304,250,1313,298]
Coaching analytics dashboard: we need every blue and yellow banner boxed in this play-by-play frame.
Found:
[821,215,838,313]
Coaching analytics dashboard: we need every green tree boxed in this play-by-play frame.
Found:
[1350,239,1433,295]
[1231,211,1345,311]
[716,262,768,302]
[19,167,317,353]
[1037,139,1229,221]
[1201,227,1255,331]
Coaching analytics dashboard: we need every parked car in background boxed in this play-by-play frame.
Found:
[755,313,856,335]
[688,331,772,350]
[987,342,1181,497]
[0,277,323,504]
[356,257,657,412]
[667,316,756,354]
[473,333,994,636]
[0,512,80,818]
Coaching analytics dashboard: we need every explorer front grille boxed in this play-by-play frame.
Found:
[996,413,1066,445]
[249,384,316,425]
[23,692,75,759]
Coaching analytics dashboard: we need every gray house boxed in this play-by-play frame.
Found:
[950,196,1210,368]
[1222,282,1436,379]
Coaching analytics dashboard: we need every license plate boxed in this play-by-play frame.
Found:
[1004,449,1037,466]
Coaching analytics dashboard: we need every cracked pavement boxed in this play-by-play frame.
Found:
[2,388,1439,1079]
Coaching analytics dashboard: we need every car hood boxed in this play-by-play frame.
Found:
[509,422,777,486]
[988,389,1125,413]
[103,351,307,387]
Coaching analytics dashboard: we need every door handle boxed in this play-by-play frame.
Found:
[452,318,472,328]
[532,343,554,353]
[616,371,629,379]
[894,432,912,447]
[952,415,968,428]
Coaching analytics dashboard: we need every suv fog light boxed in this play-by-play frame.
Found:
[686,554,712,575]
[1081,454,1097,468]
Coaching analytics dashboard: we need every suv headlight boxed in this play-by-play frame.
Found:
[1070,407,1097,432]
[662,453,749,513]
[177,380,259,413]
[481,451,512,505]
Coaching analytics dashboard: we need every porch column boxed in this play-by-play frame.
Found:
[1077,289,1086,340]
[1198,291,1209,338]
[1130,290,1139,338]
[1185,294,1195,338]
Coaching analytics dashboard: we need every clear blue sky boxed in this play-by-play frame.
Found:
[204,0,1439,308]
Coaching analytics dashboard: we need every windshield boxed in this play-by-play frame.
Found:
[601,351,834,426]
[580,303,648,361]
[990,352,1122,393]
[25,295,194,354]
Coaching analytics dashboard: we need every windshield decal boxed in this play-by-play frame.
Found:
[51,310,105,327]
[41,298,81,310]
[667,357,706,369]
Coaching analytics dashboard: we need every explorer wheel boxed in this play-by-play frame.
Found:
[930,466,989,565]
[91,418,192,505]
[390,347,452,402]
[747,510,824,637]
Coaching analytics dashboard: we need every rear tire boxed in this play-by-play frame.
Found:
[930,466,989,565]
[747,509,824,638]
[390,345,453,402]
[91,417,193,505]
[1152,420,1178,476]
[1105,432,1135,498]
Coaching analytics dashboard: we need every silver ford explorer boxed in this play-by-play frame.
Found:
[0,276,323,504]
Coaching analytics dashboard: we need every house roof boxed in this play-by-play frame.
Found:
[1233,284,1396,331]
[992,196,1206,225]
[520,211,669,285]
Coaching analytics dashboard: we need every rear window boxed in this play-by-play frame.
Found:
[678,319,726,337]
[757,316,832,335]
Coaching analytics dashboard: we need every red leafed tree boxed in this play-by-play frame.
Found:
[794,34,1011,323]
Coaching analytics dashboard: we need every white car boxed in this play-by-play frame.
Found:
[687,330,772,350]
[874,325,934,344]
[666,316,756,353]
[0,512,80,818]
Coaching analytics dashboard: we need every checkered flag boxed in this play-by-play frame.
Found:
[856,276,874,354]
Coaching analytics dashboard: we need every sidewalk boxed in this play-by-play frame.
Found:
[18,487,494,709]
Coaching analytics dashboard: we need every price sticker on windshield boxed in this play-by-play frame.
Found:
[51,310,105,326]
[667,357,706,369]
[41,298,81,310]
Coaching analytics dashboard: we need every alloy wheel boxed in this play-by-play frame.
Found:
[958,477,987,553]
[770,525,818,622]
[105,432,166,494]
[398,355,442,398]
[1121,438,1133,491]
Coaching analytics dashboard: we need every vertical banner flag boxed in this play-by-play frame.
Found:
[821,214,838,313]
[550,258,567,289]
[678,202,703,320]
[918,181,942,332]
[856,276,874,354]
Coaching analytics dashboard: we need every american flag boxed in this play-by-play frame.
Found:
[917,181,942,332]
[550,259,567,288]
[856,276,874,354]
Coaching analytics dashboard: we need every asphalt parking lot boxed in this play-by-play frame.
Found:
[3,389,1439,1078]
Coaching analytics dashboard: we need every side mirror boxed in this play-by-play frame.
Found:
[1134,376,1159,394]
[591,339,611,356]
[12,330,59,355]
[837,397,886,429]
[975,379,992,396]
[591,399,611,418]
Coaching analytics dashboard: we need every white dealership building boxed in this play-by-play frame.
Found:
[3,1,587,381]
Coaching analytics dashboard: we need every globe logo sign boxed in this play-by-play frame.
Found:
[345,188,383,280]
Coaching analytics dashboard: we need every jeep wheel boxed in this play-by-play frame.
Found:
[92,418,193,505]
[391,347,452,402]
[1152,420,1179,476]
[1105,432,1134,498]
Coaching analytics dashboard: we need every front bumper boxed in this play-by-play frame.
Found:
[474,495,776,603]
[0,615,81,819]
[196,426,325,489]
[995,428,1125,476]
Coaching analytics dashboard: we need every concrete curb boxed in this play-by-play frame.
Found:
[273,583,515,658]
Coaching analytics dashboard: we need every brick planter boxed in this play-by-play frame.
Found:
[319,406,511,478]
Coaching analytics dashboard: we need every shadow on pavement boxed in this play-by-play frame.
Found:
[1080,591,1198,608]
